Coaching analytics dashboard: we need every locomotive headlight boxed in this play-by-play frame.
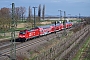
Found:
[29,34,31,36]
[20,35,22,37]
[23,36,25,37]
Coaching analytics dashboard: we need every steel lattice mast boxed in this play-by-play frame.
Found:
[10,3,16,60]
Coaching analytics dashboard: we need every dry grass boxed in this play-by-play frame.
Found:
[28,32,73,59]
[17,21,51,28]
[17,55,29,60]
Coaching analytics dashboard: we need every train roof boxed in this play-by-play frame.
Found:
[66,22,72,24]
[50,23,62,26]
[20,23,64,32]
[38,25,51,28]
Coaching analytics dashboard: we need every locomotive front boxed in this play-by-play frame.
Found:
[19,30,29,41]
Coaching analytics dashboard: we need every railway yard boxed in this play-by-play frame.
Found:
[0,21,90,60]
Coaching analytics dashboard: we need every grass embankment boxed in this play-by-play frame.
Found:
[28,31,73,59]
[73,36,90,60]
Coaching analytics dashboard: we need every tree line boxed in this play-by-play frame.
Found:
[0,4,45,32]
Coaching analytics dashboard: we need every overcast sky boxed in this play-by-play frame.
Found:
[0,0,90,16]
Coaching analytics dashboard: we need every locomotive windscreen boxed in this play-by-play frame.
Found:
[19,31,26,34]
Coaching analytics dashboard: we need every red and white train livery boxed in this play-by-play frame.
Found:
[19,21,72,41]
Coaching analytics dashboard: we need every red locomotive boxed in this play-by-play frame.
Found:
[19,21,72,42]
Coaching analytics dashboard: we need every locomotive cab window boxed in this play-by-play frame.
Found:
[19,31,26,34]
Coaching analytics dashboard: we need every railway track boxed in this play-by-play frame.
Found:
[0,23,84,59]
[60,25,90,60]
[0,28,68,52]
[0,40,10,46]
[0,29,65,59]
[0,22,79,50]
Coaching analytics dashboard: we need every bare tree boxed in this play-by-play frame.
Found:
[0,7,11,36]
[28,6,32,22]
[15,7,21,20]
[42,5,45,20]
[19,6,26,22]
[26,6,33,28]
[0,7,10,18]
[0,7,11,29]
[38,4,41,21]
